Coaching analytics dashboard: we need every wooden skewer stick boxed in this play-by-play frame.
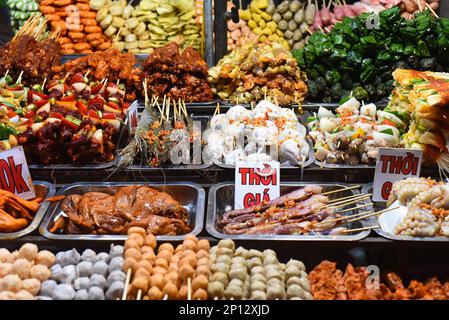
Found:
[182,100,188,119]
[163,294,168,300]
[42,77,47,90]
[187,278,192,300]
[426,3,439,18]
[322,194,372,209]
[316,207,375,226]
[327,193,369,204]
[338,203,371,214]
[122,268,131,300]
[321,185,360,196]
[415,0,422,12]
[347,206,400,223]
[16,71,24,84]
[4,70,9,78]
[342,225,380,234]
[213,296,219,300]
[136,289,142,300]
[84,70,90,79]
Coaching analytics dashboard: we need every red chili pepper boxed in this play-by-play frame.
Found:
[87,109,100,119]
[7,110,17,118]
[102,112,116,120]
[69,73,84,86]
[35,99,49,108]
[62,118,78,130]
[76,101,88,115]
[91,83,103,94]
[61,95,76,102]
[107,101,120,110]
[89,95,105,107]
[23,118,34,125]
[49,112,64,120]
[25,110,36,118]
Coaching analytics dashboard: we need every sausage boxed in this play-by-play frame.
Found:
[85,26,103,34]
[39,6,55,14]
[68,32,85,40]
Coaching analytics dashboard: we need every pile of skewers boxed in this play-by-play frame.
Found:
[219,184,388,236]
[122,227,210,300]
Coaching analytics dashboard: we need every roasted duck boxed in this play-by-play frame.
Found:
[52,186,191,235]
[0,189,41,233]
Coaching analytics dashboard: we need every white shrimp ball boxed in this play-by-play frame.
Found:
[36,295,53,300]
[52,284,76,300]
[92,261,108,277]
[61,249,80,266]
[61,265,76,283]
[15,290,34,300]
[88,286,105,300]
[55,252,65,265]
[108,257,124,273]
[18,243,38,261]
[90,274,107,290]
[12,258,32,278]
[1,274,22,292]
[0,291,16,300]
[76,261,93,277]
[94,252,110,264]
[39,280,57,296]
[106,281,124,300]
[107,270,126,287]
[35,250,56,268]
[109,245,124,258]
[81,249,96,263]
[22,278,41,296]
[0,262,12,277]
[74,277,90,291]
[0,248,11,263]
[50,264,63,282]
[75,289,89,300]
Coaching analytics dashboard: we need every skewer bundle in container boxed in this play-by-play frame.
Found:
[6,0,40,33]
[239,0,289,49]
[39,0,111,54]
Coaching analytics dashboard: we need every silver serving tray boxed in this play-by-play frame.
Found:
[314,160,376,169]
[39,182,205,241]
[207,182,372,241]
[0,181,55,240]
[362,183,449,242]
[28,101,136,170]
[215,139,316,170]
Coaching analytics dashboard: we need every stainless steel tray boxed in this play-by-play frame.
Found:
[314,160,376,169]
[362,183,449,242]
[207,182,372,241]
[28,101,135,170]
[39,182,205,241]
[0,181,55,240]
[215,139,316,170]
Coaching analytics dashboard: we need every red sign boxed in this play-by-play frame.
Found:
[0,146,35,199]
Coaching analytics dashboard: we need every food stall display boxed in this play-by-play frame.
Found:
[5,0,39,33]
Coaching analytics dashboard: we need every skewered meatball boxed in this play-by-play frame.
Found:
[231,256,246,265]
[184,234,198,243]
[179,285,188,300]
[197,257,210,267]
[210,272,228,284]
[92,261,108,277]
[137,260,152,272]
[211,262,229,274]
[285,265,301,280]
[180,256,197,269]
[196,265,211,278]
[106,281,124,300]
[74,277,90,290]
[0,291,16,300]
[287,259,305,271]
[123,257,139,273]
[263,249,276,257]
[0,262,12,277]
[152,267,168,276]
[13,258,32,278]
[142,252,156,264]
[286,276,301,287]
[61,249,81,266]
[1,274,22,292]
[192,275,208,291]
[35,250,56,268]
[217,239,235,251]
[144,234,157,249]
[128,233,144,246]
[224,285,242,299]
[287,284,305,299]
[192,288,208,300]
[207,281,225,298]
[182,240,197,251]
[108,257,124,273]
[196,250,209,260]
[132,276,149,293]
[88,286,105,300]
[263,255,279,266]
[251,274,267,283]
[197,240,210,252]
[179,264,195,280]
[109,245,124,259]
[141,246,155,255]
[128,227,146,237]
[81,249,96,263]
[135,268,150,278]
[18,243,38,261]
[124,239,140,251]
[157,250,172,262]
[107,270,126,287]
[250,290,267,300]
[251,281,266,292]
[77,261,93,277]
[61,265,76,283]
[265,268,283,280]
[90,274,107,290]
[229,267,247,281]
[234,247,247,257]
[228,279,243,287]
[251,266,264,276]
[247,249,263,259]
[216,247,233,257]
[39,279,57,297]
[155,258,168,269]
[162,282,178,300]
[94,252,110,264]
[148,286,163,300]
[267,285,285,300]
[16,290,34,300]
[22,278,41,295]
[158,243,174,253]
[124,248,141,261]
[75,289,89,300]
[248,257,262,269]
[31,264,51,282]
[150,274,164,289]
[164,272,179,285]
[216,255,231,264]
[0,248,10,263]
[175,245,183,254]
[52,284,76,300]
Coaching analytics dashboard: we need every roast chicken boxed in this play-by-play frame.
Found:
[52,186,191,235]
[0,189,41,233]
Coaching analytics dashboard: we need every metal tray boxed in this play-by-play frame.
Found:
[28,101,135,170]
[206,182,372,241]
[215,139,316,171]
[314,160,376,169]
[362,183,449,242]
[0,181,55,240]
[39,182,205,241]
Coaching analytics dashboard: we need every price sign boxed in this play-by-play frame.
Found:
[0,146,35,199]
[234,161,280,210]
[127,101,139,133]
[373,147,423,202]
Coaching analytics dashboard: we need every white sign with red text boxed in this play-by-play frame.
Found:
[373,148,423,202]
[234,161,280,210]
[127,101,139,133]
[0,146,35,199]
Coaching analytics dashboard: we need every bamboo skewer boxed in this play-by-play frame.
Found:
[322,194,372,209]
[16,71,24,84]
[327,192,369,204]
[122,269,131,300]
[347,206,400,223]
[337,203,371,214]
[136,289,142,300]
[321,185,360,196]
[426,3,439,18]
[342,225,380,233]
[187,278,192,300]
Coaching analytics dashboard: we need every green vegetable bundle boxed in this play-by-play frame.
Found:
[6,0,39,33]
[294,7,449,103]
